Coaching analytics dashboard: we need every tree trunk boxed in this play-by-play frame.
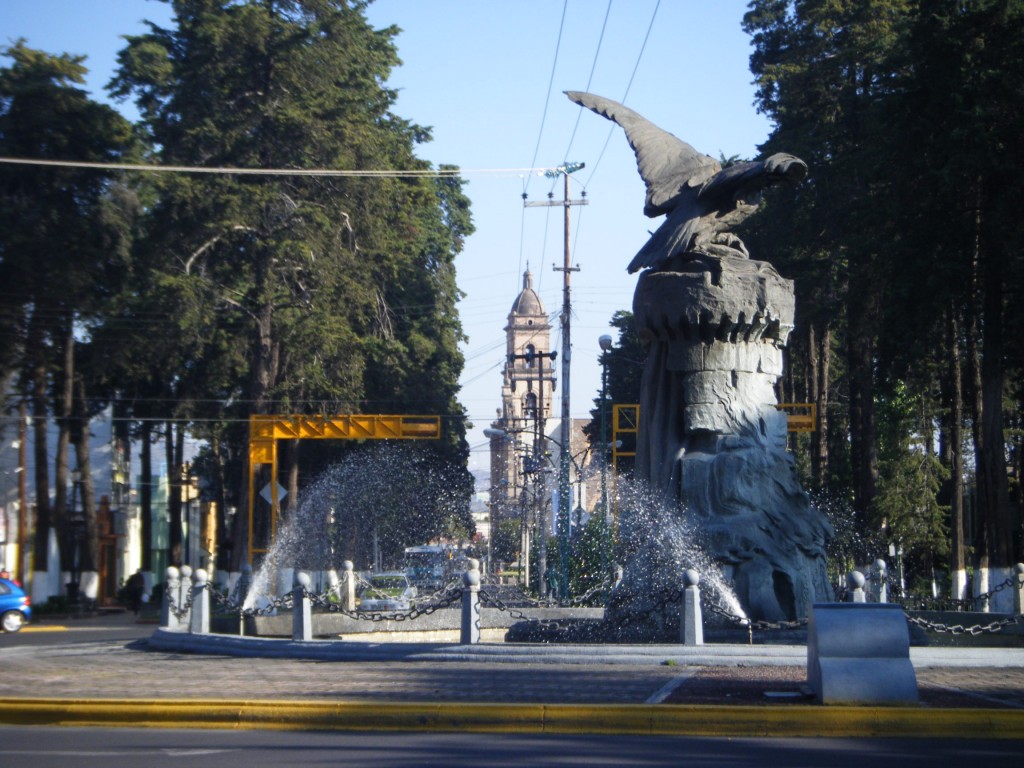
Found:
[816,326,831,488]
[54,317,74,574]
[965,182,988,586]
[72,375,97,573]
[140,423,153,573]
[847,317,876,527]
[944,311,966,597]
[175,421,186,564]
[285,438,299,517]
[807,324,819,484]
[28,315,51,572]
[230,289,277,572]
[979,238,1012,567]
[166,420,182,566]
[212,437,233,573]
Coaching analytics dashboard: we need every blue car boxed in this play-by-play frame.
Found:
[0,576,31,632]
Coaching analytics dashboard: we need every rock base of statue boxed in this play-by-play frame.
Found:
[608,252,833,631]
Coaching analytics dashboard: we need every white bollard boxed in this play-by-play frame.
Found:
[460,558,481,645]
[343,561,356,612]
[162,567,180,630]
[189,568,210,635]
[871,559,888,603]
[292,571,312,641]
[679,569,704,646]
[1015,563,1024,616]
[848,570,867,603]
[235,564,252,636]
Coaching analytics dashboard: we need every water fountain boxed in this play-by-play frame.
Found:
[238,93,833,640]
[243,442,473,612]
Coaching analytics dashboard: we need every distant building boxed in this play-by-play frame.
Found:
[486,270,600,570]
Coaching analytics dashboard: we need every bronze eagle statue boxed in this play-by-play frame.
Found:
[565,91,807,273]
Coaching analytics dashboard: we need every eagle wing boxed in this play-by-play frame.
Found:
[565,90,720,217]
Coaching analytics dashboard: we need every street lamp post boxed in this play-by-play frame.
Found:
[598,334,613,582]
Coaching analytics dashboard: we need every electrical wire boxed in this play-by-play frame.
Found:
[561,0,614,164]
[523,0,570,200]
[582,0,661,190]
[0,157,559,178]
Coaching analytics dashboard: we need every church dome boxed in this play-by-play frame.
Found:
[510,270,545,317]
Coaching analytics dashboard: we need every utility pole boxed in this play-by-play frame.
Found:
[503,348,557,596]
[524,162,587,597]
[17,400,27,585]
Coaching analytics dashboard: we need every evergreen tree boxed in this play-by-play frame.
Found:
[741,0,1024,584]
[111,0,474,569]
[0,42,136,579]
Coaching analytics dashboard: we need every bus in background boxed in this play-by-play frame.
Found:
[404,544,470,592]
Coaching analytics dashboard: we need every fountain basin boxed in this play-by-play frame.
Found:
[216,606,604,641]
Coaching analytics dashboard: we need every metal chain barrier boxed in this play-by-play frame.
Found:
[306,582,464,623]
[702,598,809,632]
[839,565,1024,612]
[890,575,1022,612]
[477,577,613,611]
[906,612,1024,635]
[412,579,464,605]
[226,578,247,606]
[208,588,237,611]
[599,586,685,633]
[164,587,195,621]
[478,586,565,630]
[203,584,293,616]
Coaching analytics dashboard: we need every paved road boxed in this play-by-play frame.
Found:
[2,726,1022,767]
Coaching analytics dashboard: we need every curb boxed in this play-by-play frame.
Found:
[1,698,1023,738]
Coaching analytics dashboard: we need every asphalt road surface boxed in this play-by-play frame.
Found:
[1,726,1022,767]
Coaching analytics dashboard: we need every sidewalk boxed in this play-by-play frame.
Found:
[2,613,1023,737]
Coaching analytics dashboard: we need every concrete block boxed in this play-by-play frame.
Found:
[683,371,732,403]
[684,402,730,433]
[758,346,785,376]
[666,344,704,372]
[733,343,760,373]
[807,603,918,705]
[704,341,735,370]
[732,371,777,404]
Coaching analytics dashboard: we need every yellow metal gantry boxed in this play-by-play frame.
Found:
[247,414,441,563]
[777,403,817,432]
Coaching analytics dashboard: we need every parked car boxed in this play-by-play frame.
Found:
[356,572,416,612]
[0,576,31,632]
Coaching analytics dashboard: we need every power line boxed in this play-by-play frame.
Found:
[561,0,614,163]
[0,157,560,178]
[582,0,661,189]
[524,0,570,199]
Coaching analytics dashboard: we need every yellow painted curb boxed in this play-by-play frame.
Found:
[0,698,1022,738]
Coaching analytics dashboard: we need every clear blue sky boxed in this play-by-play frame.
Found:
[1,0,774,474]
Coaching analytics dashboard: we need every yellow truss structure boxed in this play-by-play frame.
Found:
[777,403,817,432]
[247,414,441,562]
[609,404,640,534]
